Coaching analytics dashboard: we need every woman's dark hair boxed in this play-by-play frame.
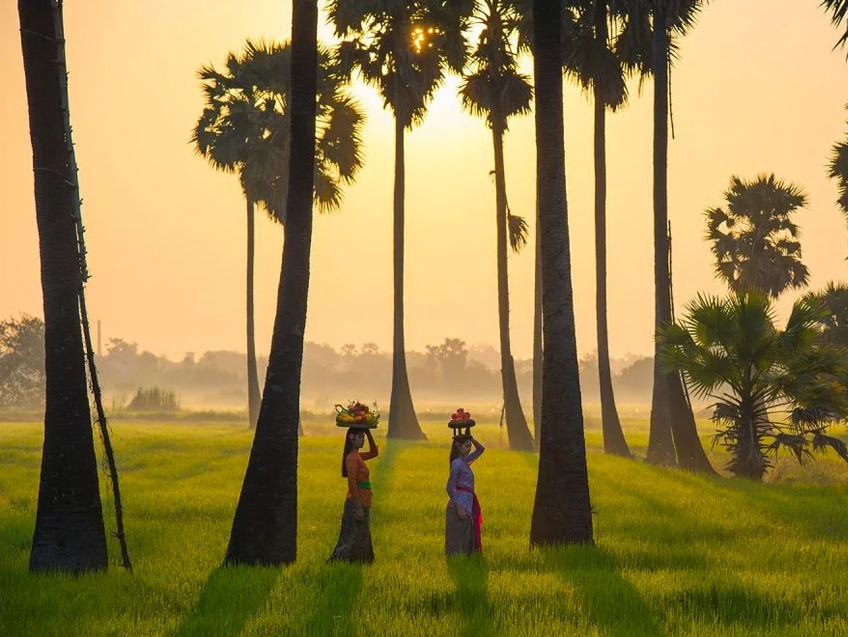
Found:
[449,436,469,467]
[341,428,359,477]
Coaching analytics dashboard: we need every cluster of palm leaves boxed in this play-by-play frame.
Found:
[660,292,848,480]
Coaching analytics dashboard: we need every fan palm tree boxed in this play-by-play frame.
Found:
[660,292,848,480]
[828,107,848,238]
[19,0,107,573]
[822,0,848,55]
[193,40,364,429]
[328,0,473,440]
[806,282,848,349]
[529,0,593,547]
[225,0,320,566]
[459,0,535,451]
[705,174,809,299]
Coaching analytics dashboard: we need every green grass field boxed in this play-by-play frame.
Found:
[1,418,846,636]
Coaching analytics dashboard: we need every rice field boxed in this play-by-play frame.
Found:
[1,417,846,636]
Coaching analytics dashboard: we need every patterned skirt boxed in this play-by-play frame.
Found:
[328,499,374,564]
[445,501,480,556]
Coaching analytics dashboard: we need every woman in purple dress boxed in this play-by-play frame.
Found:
[445,434,485,555]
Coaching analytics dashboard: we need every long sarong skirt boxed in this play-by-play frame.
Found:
[328,499,374,563]
[445,501,480,556]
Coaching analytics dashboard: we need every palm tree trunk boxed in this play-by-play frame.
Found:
[493,121,534,451]
[225,0,318,565]
[646,7,677,466]
[592,12,630,457]
[533,221,542,448]
[646,7,715,473]
[246,197,261,429]
[530,0,593,546]
[20,0,107,573]
[387,98,425,440]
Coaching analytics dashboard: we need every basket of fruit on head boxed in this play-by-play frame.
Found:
[448,408,475,430]
[335,401,380,428]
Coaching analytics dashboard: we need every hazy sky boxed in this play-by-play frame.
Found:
[1,1,846,362]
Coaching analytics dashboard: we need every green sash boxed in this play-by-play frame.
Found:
[357,481,371,490]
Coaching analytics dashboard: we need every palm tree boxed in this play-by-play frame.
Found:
[620,0,714,473]
[828,107,848,238]
[822,0,848,55]
[705,174,809,299]
[529,0,593,546]
[225,0,319,566]
[660,292,848,480]
[558,1,634,457]
[806,282,848,349]
[329,0,473,440]
[19,0,107,573]
[459,0,535,451]
[193,41,364,429]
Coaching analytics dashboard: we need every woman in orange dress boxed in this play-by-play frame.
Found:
[328,427,378,563]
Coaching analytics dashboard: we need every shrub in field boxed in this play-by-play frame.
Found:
[0,314,45,409]
[660,291,848,480]
[126,387,180,412]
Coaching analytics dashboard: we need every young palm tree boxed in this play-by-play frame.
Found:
[459,0,535,451]
[822,0,848,54]
[328,0,473,440]
[705,174,810,299]
[660,292,848,480]
[19,0,107,572]
[530,0,593,546]
[225,0,319,566]
[193,41,364,429]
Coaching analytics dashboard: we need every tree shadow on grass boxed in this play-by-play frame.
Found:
[447,554,492,637]
[170,565,279,637]
[542,546,665,637]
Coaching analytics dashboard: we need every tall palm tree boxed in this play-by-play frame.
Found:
[620,0,714,472]
[822,0,848,55]
[19,0,107,573]
[530,0,593,546]
[329,0,473,440]
[805,282,848,349]
[459,0,535,451]
[225,0,319,566]
[193,41,364,429]
[558,1,634,457]
[705,174,809,298]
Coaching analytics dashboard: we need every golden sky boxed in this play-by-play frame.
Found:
[1,1,846,361]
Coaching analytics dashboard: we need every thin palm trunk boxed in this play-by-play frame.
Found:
[530,0,593,546]
[388,98,425,440]
[493,121,534,451]
[246,197,261,429]
[592,16,630,457]
[646,8,714,473]
[533,208,543,447]
[20,0,107,573]
[225,0,318,565]
[646,8,677,466]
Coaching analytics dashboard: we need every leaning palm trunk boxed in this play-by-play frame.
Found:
[225,0,318,565]
[388,96,425,440]
[646,8,713,474]
[530,0,593,546]
[593,78,630,459]
[246,197,261,429]
[493,120,534,451]
[20,0,107,573]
